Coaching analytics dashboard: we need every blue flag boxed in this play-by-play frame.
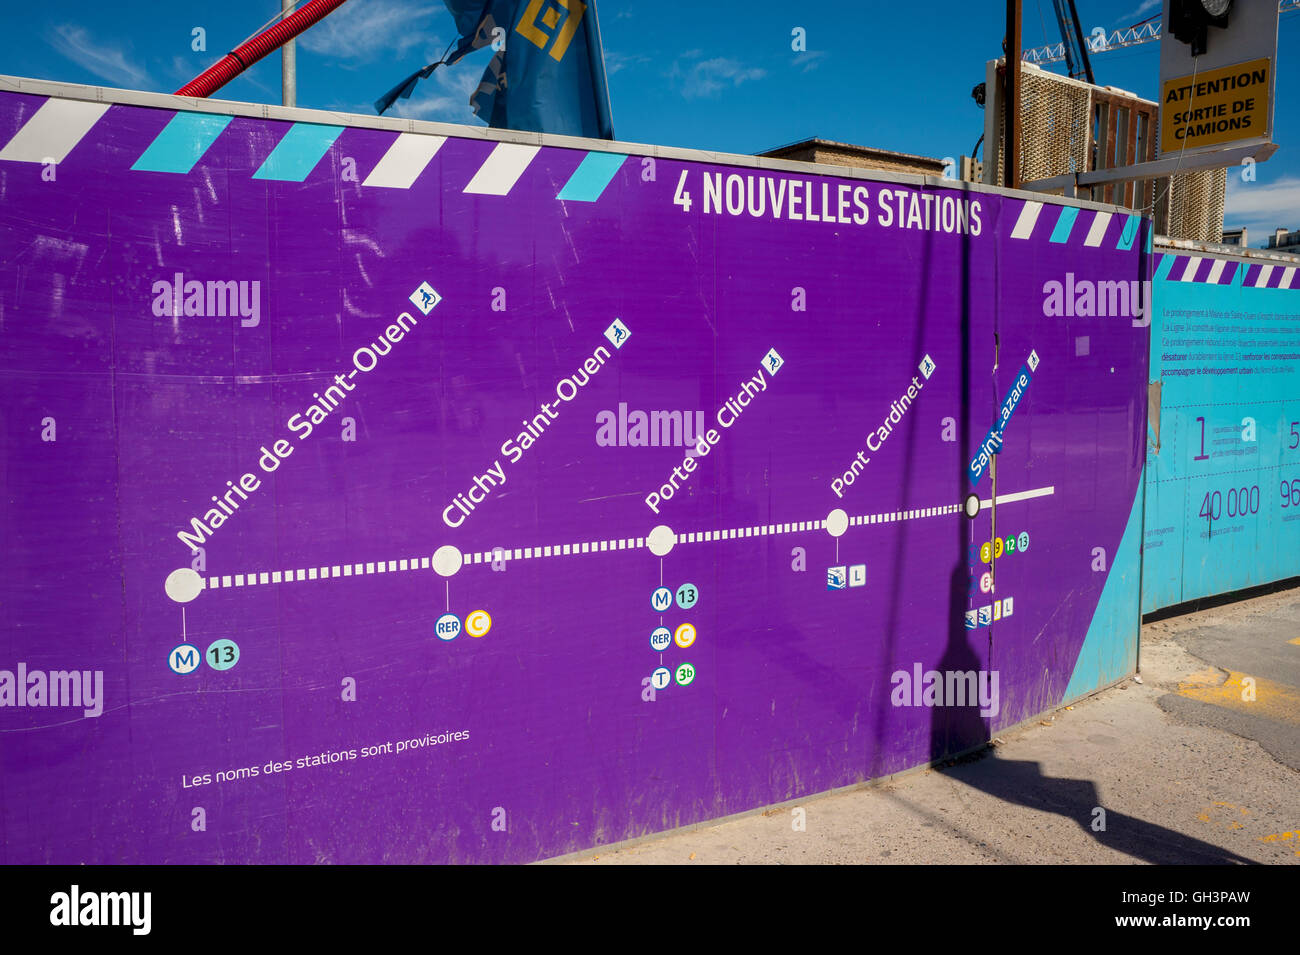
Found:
[442,0,614,139]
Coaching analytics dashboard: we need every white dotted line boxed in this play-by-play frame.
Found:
[672,505,967,544]
[205,555,437,590]
[201,538,650,590]
[461,536,649,565]
[199,487,1053,590]
[674,520,824,543]
[849,505,964,526]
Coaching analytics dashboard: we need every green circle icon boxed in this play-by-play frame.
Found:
[675,582,699,610]
[206,638,240,671]
[675,662,697,687]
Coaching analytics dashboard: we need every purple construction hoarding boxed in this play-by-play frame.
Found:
[0,84,1147,864]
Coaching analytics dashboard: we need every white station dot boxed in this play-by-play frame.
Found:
[164,568,203,604]
[825,508,849,538]
[432,545,463,577]
[646,525,676,557]
[963,494,982,519]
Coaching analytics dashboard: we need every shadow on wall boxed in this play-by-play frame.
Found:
[921,210,1248,865]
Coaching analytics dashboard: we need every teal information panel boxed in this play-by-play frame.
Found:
[1144,253,1300,613]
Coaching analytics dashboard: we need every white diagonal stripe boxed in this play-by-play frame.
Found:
[1206,259,1226,284]
[1280,267,1296,290]
[1255,265,1274,288]
[1180,256,1202,282]
[1010,201,1043,239]
[1083,211,1112,247]
[464,143,540,196]
[363,133,445,189]
[0,98,110,164]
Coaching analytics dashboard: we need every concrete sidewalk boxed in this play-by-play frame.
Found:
[560,587,1300,864]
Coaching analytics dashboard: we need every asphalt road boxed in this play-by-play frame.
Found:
[1151,588,1300,772]
[555,586,1300,864]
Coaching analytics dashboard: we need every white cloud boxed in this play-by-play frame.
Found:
[1223,175,1300,242]
[299,0,441,62]
[604,52,649,76]
[796,50,829,73]
[389,61,485,125]
[1118,0,1161,23]
[49,24,152,89]
[671,55,766,99]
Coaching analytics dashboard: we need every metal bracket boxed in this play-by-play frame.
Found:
[1021,141,1278,196]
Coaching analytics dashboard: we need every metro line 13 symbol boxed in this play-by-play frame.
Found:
[675,583,698,609]
[206,638,239,671]
[435,613,462,641]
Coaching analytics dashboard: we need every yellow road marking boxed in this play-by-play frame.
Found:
[1177,670,1300,724]
[1260,830,1300,856]
[1288,637,1300,646]
[1196,802,1250,824]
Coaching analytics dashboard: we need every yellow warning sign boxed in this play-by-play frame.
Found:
[1161,57,1270,153]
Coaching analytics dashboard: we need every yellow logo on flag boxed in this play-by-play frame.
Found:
[515,0,586,62]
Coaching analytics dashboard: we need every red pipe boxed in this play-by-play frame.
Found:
[175,0,350,98]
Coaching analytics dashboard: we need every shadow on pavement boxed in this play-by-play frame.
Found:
[926,603,1256,864]
[935,749,1258,864]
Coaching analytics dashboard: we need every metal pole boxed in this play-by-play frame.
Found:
[176,0,347,99]
[282,0,297,107]
[1005,0,1022,188]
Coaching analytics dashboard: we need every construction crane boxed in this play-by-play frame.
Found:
[1050,0,1095,83]
[1024,0,1299,67]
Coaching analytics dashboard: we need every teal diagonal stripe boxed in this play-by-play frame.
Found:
[252,123,344,182]
[131,112,232,174]
[557,152,626,202]
[1116,214,1140,251]
[1049,205,1079,243]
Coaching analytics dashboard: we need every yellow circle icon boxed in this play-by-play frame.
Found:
[674,623,697,648]
[465,610,492,638]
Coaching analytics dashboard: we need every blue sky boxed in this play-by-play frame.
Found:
[3,0,1298,243]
